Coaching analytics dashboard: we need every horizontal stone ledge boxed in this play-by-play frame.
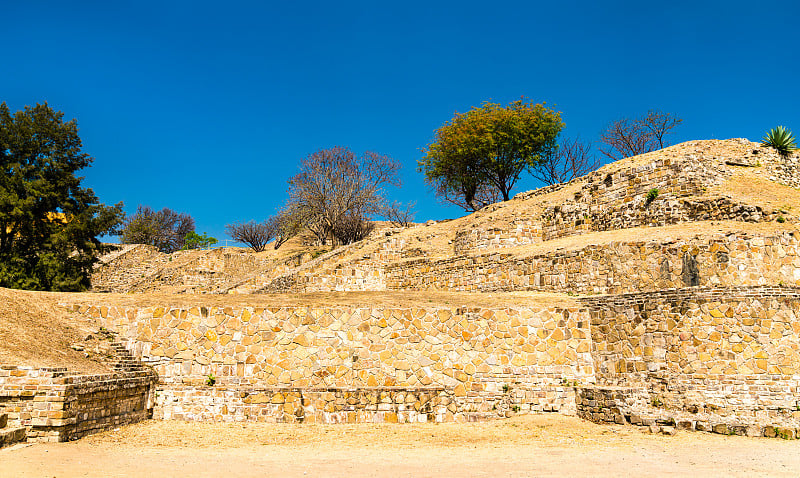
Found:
[161,386,449,392]
[578,285,800,304]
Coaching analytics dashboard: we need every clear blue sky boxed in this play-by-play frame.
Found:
[3,1,799,243]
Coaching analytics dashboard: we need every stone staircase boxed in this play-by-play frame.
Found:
[108,342,146,373]
[0,412,26,449]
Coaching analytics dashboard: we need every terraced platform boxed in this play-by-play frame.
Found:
[3,138,800,441]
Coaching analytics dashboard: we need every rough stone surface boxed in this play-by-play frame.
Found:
[0,366,157,442]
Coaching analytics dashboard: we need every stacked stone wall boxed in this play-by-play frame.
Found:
[91,244,169,292]
[452,153,772,254]
[580,287,800,421]
[576,385,800,439]
[67,303,594,421]
[259,235,414,293]
[156,386,452,423]
[0,366,156,442]
[453,221,543,254]
[56,285,800,428]
[387,232,800,295]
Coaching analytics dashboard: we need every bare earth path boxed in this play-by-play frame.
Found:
[3,415,799,477]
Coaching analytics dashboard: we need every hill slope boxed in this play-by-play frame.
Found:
[92,138,800,295]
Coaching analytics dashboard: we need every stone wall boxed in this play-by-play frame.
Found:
[0,366,156,442]
[580,286,800,422]
[59,285,800,428]
[452,153,731,254]
[452,141,798,255]
[259,235,412,294]
[576,386,800,439]
[156,386,453,423]
[387,232,800,295]
[67,302,594,421]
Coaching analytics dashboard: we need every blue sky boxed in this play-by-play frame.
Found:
[3,1,799,243]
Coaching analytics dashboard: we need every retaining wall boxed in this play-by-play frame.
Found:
[387,232,800,295]
[580,287,800,422]
[58,285,800,428]
[0,366,156,442]
[70,302,592,421]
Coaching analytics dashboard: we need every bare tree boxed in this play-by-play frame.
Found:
[287,147,400,246]
[531,137,603,185]
[599,110,682,161]
[273,207,305,250]
[384,200,417,227]
[225,219,277,252]
[331,214,375,245]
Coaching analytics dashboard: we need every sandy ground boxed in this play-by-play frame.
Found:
[3,415,799,477]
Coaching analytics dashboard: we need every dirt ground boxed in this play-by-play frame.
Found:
[3,415,799,477]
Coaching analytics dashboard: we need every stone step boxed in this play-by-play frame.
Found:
[0,426,26,449]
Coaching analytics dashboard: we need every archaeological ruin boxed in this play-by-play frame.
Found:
[3,138,800,444]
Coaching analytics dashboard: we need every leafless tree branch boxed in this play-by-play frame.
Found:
[599,110,682,161]
[531,137,602,185]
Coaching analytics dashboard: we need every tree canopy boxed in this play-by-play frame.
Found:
[0,102,124,291]
[226,219,277,252]
[120,205,195,253]
[283,146,400,246]
[420,99,563,210]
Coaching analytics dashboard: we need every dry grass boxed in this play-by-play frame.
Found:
[0,288,110,372]
[716,172,800,214]
[42,289,580,309]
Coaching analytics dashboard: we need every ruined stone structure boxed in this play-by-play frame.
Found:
[0,366,156,442]
[4,139,800,441]
[55,285,800,436]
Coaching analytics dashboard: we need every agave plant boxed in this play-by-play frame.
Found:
[762,126,797,156]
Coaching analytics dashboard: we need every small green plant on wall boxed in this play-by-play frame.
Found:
[645,188,659,206]
[762,126,797,157]
[206,373,216,386]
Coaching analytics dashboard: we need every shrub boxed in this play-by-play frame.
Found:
[645,188,659,205]
[762,126,797,156]
[182,231,218,250]
[331,214,374,245]
[226,219,277,252]
[120,206,194,253]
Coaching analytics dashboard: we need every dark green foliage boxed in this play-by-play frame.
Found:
[0,102,124,291]
[182,231,218,250]
[762,126,797,157]
[120,205,195,253]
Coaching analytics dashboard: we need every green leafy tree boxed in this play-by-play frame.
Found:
[182,231,218,250]
[120,205,195,253]
[420,99,563,209]
[0,102,124,291]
